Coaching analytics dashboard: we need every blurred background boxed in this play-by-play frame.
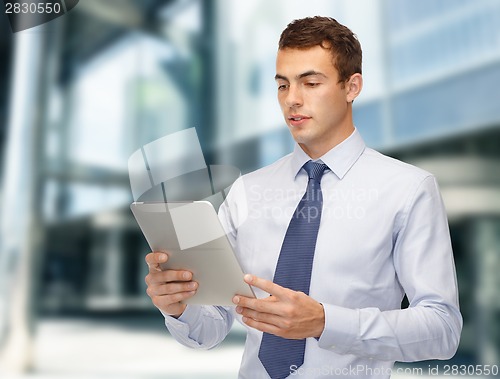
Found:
[0,0,499,378]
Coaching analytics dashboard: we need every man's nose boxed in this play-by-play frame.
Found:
[284,85,303,108]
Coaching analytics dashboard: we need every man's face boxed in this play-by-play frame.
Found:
[275,46,357,157]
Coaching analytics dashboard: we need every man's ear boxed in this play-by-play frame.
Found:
[346,73,363,103]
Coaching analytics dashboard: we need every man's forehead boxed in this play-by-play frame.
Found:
[275,47,336,79]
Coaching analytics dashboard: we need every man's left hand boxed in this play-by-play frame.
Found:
[233,274,325,339]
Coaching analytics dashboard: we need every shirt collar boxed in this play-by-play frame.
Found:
[290,128,366,180]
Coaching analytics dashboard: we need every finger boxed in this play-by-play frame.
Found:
[233,295,279,314]
[244,274,288,298]
[151,290,196,309]
[146,270,193,285]
[145,252,168,272]
[148,281,198,297]
[236,306,282,327]
[241,317,283,337]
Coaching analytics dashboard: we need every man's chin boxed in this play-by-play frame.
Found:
[288,127,312,144]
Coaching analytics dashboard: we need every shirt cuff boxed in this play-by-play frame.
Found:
[161,305,201,332]
[318,303,359,354]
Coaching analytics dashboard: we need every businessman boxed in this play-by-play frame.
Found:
[144,17,462,378]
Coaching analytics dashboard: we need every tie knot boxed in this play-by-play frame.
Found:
[303,161,328,182]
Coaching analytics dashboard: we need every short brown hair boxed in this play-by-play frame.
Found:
[279,16,362,86]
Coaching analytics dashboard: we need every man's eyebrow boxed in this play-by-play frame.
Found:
[274,74,288,81]
[297,70,327,79]
[274,71,327,81]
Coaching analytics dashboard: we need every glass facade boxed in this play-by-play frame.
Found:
[376,0,500,145]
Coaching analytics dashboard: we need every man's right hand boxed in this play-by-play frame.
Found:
[144,251,198,318]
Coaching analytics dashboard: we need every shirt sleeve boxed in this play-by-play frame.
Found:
[162,305,234,349]
[318,175,463,361]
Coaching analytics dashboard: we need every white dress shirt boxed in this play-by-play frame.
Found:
[163,129,462,378]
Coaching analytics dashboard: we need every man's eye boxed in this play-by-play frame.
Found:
[277,84,289,91]
[305,82,320,87]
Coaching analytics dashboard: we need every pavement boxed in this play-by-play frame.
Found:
[0,314,490,379]
[2,314,243,379]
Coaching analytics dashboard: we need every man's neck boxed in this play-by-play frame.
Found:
[299,125,355,159]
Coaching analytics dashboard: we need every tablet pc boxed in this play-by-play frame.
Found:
[130,201,255,305]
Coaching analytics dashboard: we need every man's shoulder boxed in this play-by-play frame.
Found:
[362,147,433,181]
[240,152,293,185]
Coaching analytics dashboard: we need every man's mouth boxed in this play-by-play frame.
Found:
[288,115,310,121]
